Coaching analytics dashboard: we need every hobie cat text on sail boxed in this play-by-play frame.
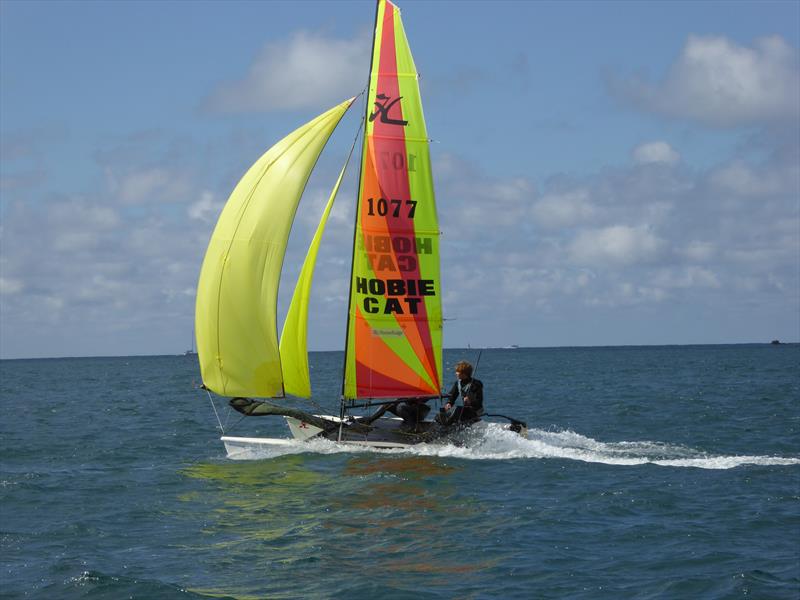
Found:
[360,233,432,273]
[355,276,435,315]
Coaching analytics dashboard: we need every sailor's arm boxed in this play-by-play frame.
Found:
[444,382,459,408]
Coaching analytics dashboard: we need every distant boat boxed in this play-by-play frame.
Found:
[503,344,520,349]
[194,0,527,455]
[184,328,197,355]
[771,340,781,345]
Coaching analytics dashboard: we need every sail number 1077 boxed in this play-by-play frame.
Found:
[366,198,417,218]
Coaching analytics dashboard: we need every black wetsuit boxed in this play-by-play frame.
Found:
[442,377,483,423]
[389,398,431,425]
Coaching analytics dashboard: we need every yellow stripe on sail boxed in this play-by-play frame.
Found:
[196,99,353,398]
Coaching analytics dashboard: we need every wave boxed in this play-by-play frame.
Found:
[43,570,208,600]
[225,423,800,469]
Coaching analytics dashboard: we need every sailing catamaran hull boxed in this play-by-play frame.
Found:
[287,415,443,446]
[221,415,474,457]
[221,435,296,459]
[220,414,528,458]
[221,433,423,457]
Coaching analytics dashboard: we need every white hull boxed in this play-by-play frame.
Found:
[222,414,439,457]
[221,414,527,458]
[221,432,420,459]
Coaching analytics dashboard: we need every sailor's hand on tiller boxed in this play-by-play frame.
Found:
[463,396,471,406]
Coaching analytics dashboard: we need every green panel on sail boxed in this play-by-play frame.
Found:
[343,0,443,399]
[280,155,352,398]
[196,99,353,398]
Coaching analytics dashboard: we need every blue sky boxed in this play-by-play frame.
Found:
[1,0,798,358]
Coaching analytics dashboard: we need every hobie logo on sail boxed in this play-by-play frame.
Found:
[369,93,408,126]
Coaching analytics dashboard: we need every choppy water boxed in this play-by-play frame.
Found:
[1,345,798,599]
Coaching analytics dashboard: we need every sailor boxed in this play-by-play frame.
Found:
[439,360,483,425]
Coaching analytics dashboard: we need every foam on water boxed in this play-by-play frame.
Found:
[227,423,800,469]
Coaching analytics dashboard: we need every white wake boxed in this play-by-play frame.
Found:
[226,423,800,469]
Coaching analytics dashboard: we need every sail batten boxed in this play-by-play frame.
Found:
[195,99,353,398]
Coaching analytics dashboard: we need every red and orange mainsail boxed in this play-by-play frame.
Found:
[343,0,442,399]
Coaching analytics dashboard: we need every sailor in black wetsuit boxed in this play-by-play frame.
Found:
[439,360,483,425]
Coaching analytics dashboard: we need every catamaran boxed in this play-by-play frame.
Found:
[195,0,526,455]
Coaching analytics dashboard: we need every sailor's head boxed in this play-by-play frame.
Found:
[454,361,473,379]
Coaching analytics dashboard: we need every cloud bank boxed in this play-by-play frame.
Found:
[614,35,800,126]
[1,29,797,357]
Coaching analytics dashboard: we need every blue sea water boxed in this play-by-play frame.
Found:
[1,345,798,599]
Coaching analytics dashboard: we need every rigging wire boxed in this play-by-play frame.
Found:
[222,402,235,430]
[206,387,224,433]
[223,410,247,434]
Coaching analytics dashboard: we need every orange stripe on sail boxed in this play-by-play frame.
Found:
[354,306,438,395]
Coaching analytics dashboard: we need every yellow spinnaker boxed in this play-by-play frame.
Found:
[279,153,352,398]
[196,99,353,398]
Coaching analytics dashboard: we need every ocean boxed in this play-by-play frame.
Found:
[1,345,798,599]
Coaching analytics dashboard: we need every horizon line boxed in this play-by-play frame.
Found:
[1,340,797,361]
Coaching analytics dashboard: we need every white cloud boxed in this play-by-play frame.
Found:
[532,189,595,229]
[205,31,369,112]
[46,200,121,252]
[633,141,680,165]
[50,200,120,230]
[682,241,716,262]
[497,266,595,307]
[653,266,721,289]
[188,191,224,222]
[732,273,787,293]
[585,282,669,307]
[460,178,532,227]
[441,178,532,231]
[0,277,24,295]
[438,136,795,322]
[107,167,191,205]
[617,35,800,126]
[436,154,535,231]
[569,225,666,266]
[708,160,794,197]
[75,274,125,305]
[53,231,100,253]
